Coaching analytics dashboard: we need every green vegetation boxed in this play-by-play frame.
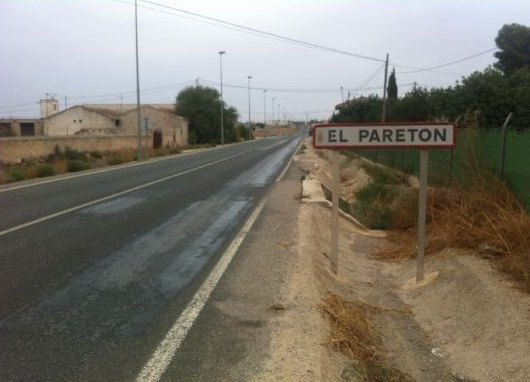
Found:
[175,85,240,144]
[332,23,530,130]
[351,163,414,230]
[36,164,56,177]
[66,160,90,172]
[333,23,530,209]
[0,145,185,184]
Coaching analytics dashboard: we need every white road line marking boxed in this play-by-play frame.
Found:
[134,199,267,382]
[0,151,250,238]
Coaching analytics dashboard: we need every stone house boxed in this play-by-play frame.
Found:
[43,103,188,147]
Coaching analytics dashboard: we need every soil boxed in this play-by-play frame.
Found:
[261,137,530,381]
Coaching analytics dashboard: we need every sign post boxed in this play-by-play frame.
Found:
[330,150,340,274]
[313,123,455,282]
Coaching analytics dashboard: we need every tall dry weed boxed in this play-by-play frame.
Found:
[376,128,530,291]
[320,292,415,381]
[377,173,530,291]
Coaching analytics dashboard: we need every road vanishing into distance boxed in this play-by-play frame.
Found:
[0,134,303,381]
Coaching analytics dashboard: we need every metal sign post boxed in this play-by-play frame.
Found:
[417,149,429,281]
[313,123,455,282]
[330,150,340,274]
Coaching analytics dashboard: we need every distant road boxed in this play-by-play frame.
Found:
[0,135,302,381]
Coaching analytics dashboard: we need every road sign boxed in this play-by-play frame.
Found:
[313,123,455,149]
[313,122,455,283]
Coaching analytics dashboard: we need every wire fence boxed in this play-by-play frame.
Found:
[351,128,530,210]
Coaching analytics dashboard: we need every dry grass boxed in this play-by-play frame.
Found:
[320,292,378,362]
[376,173,530,291]
[320,292,413,381]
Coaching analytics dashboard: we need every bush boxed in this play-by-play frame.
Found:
[36,164,56,177]
[90,150,103,159]
[67,160,90,172]
[8,170,26,182]
[354,183,397,229]
[64,146,87,161]
[349,162,415,229]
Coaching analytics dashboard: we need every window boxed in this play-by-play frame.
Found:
[115,119,121,127]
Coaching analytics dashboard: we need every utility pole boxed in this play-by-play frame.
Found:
[382,53,389,123]
[135,0,142,161]
[64,96,68,110]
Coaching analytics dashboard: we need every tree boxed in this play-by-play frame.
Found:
[175,85,239,144]
[494,23,530,76]
[331,95,383,123]
[387,68,398,100]
[390,87,433,122]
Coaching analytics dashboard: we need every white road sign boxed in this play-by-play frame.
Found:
[313,123,455,149]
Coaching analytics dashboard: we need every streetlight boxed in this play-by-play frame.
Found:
[219,51,226,145]
[263,89,267,128]
[247,75,252,140]
[134,0,142,160]
[272,97,275,127]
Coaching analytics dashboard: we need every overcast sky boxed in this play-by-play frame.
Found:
[1,0,529,122]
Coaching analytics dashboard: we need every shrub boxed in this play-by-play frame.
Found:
[90,150,103,159]
[9,170,26,182]
[67,160,90,172]
[36,164,56,177]
[64,146,87,161]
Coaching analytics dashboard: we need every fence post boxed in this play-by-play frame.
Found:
[499,112,513,177]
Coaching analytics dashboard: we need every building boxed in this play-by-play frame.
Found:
[0,118,44,137]
[1,99,188,147]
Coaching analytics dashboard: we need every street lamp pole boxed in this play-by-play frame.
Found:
[247,75,252,140]
[263,89,267,128]
[272,97,275,127]
[134,0,142,161]
[219,51,225,145]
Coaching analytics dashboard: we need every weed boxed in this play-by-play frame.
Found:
[8,170,26,182]
[361,162,405,185]
[67,160,90,172]
[320,292,414,382]
[90,150,103,159]
[36,164,56,177]
[105,148,137,165]
[64,146,87,161]
[354,183,397,229]
[377,172,530,292]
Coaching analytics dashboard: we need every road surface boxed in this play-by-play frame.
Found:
[0,135,302,381]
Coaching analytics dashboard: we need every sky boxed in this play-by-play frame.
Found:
[1,0,529,123]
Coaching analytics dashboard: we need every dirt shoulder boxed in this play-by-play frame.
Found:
[280,138,530,381]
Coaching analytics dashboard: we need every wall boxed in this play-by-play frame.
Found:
[0,120,44,136]
[120,106,188,147]
[0,135,150,164]
[44,106,115,136]
[253,127,298,138]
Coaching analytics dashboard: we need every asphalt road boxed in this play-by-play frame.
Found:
[0,134,302,382]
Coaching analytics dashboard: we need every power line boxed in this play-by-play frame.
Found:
[123,0,496,78]
[114,0,386,63]
[396,48,496,74]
